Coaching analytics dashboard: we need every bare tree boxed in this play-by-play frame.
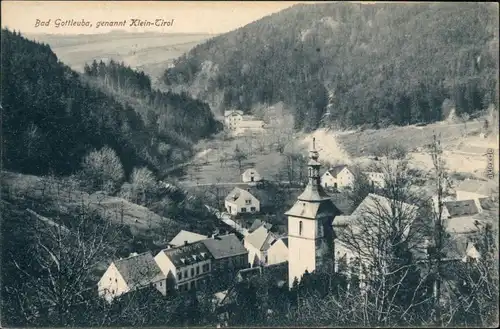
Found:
[81,146,125,193]
[427,133,451,326]
[460,113,470,136]
[6,201,118,326]
[233,145,247,174]
[130,167,156,204]
[336,158,431,326]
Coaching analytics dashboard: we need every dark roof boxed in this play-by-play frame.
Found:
[444,200,479,217]
[202,234,248,259]
[479,197,495,210]
[327,165,348,178]
[237,267,262,281]
[114,252,165,289]
[160,241,211,268]
[270,237,288,248]
[249,219,273,233]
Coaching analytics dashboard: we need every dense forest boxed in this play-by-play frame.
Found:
[1,29,220,177]
[84,60,221,142]
[163,2,499,131]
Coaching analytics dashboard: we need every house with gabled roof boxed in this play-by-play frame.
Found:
[155,241,212,294]
[267,237,289,265]
[98,251,166,302]
[169,230,208,248]
[242,168,262,184]
[202,233,248,275]
[442,200,482,235]
[225,187,260,216]
[244,225,277,267]
[362,167,386,189]
[332,193,419,273]
[248,219,272,233]
[320,165,354,190]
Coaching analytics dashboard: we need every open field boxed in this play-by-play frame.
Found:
[25,32,212,81]
[181,116,498,189]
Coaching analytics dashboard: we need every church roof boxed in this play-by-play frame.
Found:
[297,181,332,202]
[285,198,342,220]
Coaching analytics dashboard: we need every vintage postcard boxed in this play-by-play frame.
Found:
[1,1,498,327]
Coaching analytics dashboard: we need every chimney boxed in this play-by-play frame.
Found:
[184,240,188,246]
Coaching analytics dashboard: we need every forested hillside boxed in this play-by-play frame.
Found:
[1,29,220,177]
[83,60,221,142]
[162,2,499,131]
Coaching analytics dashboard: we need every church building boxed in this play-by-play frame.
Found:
[285,138,342,288]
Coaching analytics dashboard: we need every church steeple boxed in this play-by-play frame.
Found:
[285,137,342,289]
[297,137,331,202]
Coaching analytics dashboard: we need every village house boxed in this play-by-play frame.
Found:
[441,200,482,234]
[362,169,386,188]
[154,241,212,293]
[241,168,262,184]
[248,219,273,233]
[332,193,419,278]
[320,165,354,190]
[455,179,494,204]
[224,110,243,130]
[244,225,278,267]
[202,234,248,275]
[168,230,208,248]
[224,110,265,134]
[98,251,166,303]
[267,237,289,265]
[225,187,260,216]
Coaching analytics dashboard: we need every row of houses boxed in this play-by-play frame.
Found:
[98,232,248,302]
[98,217,289,303]
[320,164,385,190]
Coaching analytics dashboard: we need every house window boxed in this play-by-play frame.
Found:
[196,266,200,275]
[109,277,112,281]
[191,268,195,276]
[299,221,303,236]
[245,199,251,205]
[179,272,183,280]
[112,289,115,294]
[241,207,247,213]
[251,176,254,182]
[187,281,191,290]
[115,278,117,283]
[184,270,188,278]
[250,207,256,212]
[159,281,162,286]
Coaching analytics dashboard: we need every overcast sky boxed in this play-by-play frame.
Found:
[1,1,313,35]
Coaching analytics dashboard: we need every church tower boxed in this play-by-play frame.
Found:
[286,138,341,288]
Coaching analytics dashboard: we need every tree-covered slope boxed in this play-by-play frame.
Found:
[162,2,499,131]
[1,29,220,177]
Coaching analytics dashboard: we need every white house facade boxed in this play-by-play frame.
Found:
[320,165,354,190]
[242,168,262,184]
[225,187,260,216]
[244,225,276,267]
[98,252,166,303]
[267,237,289,265]
[363,171,386,188]
[155,241,212,293]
